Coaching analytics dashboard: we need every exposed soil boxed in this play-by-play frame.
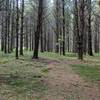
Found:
[40,59,100,100]
[0,57,100,100]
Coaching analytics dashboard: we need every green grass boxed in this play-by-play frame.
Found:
[0,51,76,100]
[0,51,48,100]
[39,52,77,60]
[0,51,100,99]
[41,68,49,73]
[71,64,100,85]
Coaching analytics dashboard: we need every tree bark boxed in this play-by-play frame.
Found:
[33,0,43,59]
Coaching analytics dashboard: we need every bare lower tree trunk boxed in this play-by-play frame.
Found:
[1,15,4,51]
[78,0,85,60]
[16,0,19,59]
[55,0,59,53]
[20,0,24,55]
[73,0,79,53]
[62,0,65,55]
[87,0,93,56]
[40,23,44,52]
[33,0,43,59]
[11,0,15,52]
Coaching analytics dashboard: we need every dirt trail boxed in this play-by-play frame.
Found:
[42,60,100,100]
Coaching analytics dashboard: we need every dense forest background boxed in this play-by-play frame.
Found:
[0,0,100,100]
[0,0,100,59]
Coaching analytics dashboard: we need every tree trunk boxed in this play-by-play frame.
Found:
[33,0,43,59]
[15,0,19,59]
[20,0,24,55]
[87,0,93,56]
[78,0,85,60]
[62,0,65,55]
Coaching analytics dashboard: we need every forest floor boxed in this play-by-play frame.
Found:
[0,51,100,100]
